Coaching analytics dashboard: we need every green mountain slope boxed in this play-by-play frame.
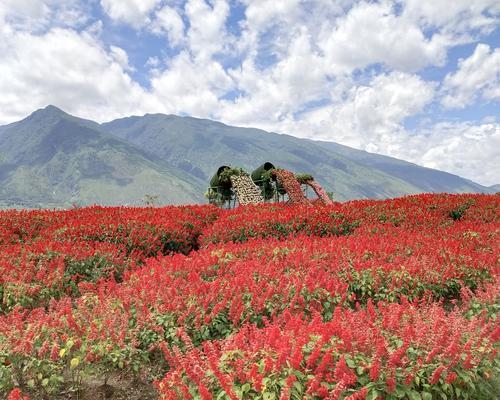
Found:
[0,106,494,208]
[101,113,493,201]
[0,106,203,208]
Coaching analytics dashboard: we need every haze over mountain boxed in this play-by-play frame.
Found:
[0,106,495,208]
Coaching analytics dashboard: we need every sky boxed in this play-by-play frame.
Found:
[0,0,499,186]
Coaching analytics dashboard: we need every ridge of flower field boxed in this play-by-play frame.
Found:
[0,193,498,399]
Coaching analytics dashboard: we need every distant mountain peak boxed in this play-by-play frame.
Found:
[37,104,67,115]
[24,105,101,132]
[44,104,63,111]
[26,104,69,122]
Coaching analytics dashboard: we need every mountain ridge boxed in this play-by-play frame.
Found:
[0,105,495,208]
[100,111,494,199]
[0,106,203,208]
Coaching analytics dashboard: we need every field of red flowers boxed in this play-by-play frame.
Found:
[1,194,498,399]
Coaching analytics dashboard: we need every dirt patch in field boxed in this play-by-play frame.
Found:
[79,381,157,400]
[51,375,158,400]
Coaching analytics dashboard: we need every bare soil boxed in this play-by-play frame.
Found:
[46,374,159,400]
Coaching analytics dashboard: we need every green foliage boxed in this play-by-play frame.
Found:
[449,199,475,220]
[256,170,276,200]
[295,173,314,183]
[206,189,231,206]
[218,167,248,184]
[207,168,250,206]
[342,267,492,307]
[0,253,125,313]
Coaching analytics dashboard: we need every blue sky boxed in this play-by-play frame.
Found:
[0,0,498,185]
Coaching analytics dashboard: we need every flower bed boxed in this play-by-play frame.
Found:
[0,194,498,399]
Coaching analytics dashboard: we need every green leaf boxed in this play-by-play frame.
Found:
[421,392,432,400]
[263,392,276,400]
[216,391,227,400]
[345,356,356,368]
[367,389,381,400]
[292,381,303,394]
[241,383,251,393]
[408,391,421,400]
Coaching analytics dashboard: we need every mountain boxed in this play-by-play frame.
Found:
[0,106,202,208]
[0,106,494,208]
[101,113,494,201]
[318,141,490,194]
[489,184,500,193]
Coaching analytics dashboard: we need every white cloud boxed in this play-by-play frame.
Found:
[150,51,233,116]
[263,72,436,147]
[243,0,301,30]
[0,0,89,32]
[100,0,161,28]
[403,122,500,186]
[320,1,450,73]
[0,0,48,28]
[0,27,157,123]
[261,74,499,186]
[442,44,500,108]
[217,27,329,127]
[184,0,230,60]
[150,6,185,46]
[109,45,132,71]
[237,0,343,66]
[146,56,160,68]
[402,0,500,35]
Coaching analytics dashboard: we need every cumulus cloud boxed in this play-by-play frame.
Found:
[100,0,161,28]
[109,45,133,71]
[150,6,185,46]
[0,27,157,123]
[257,71,436,147]
[0,0,48,30]
[150,50,233,117]
[217,28,329,127]
[402,0,500,35]
[0,0,90,32]
[320,1,450,73]
[266,74,499,186]
[184,0,230,60]
[441,44,500,108]
[402,122,500,186]
[243,0,302,30]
